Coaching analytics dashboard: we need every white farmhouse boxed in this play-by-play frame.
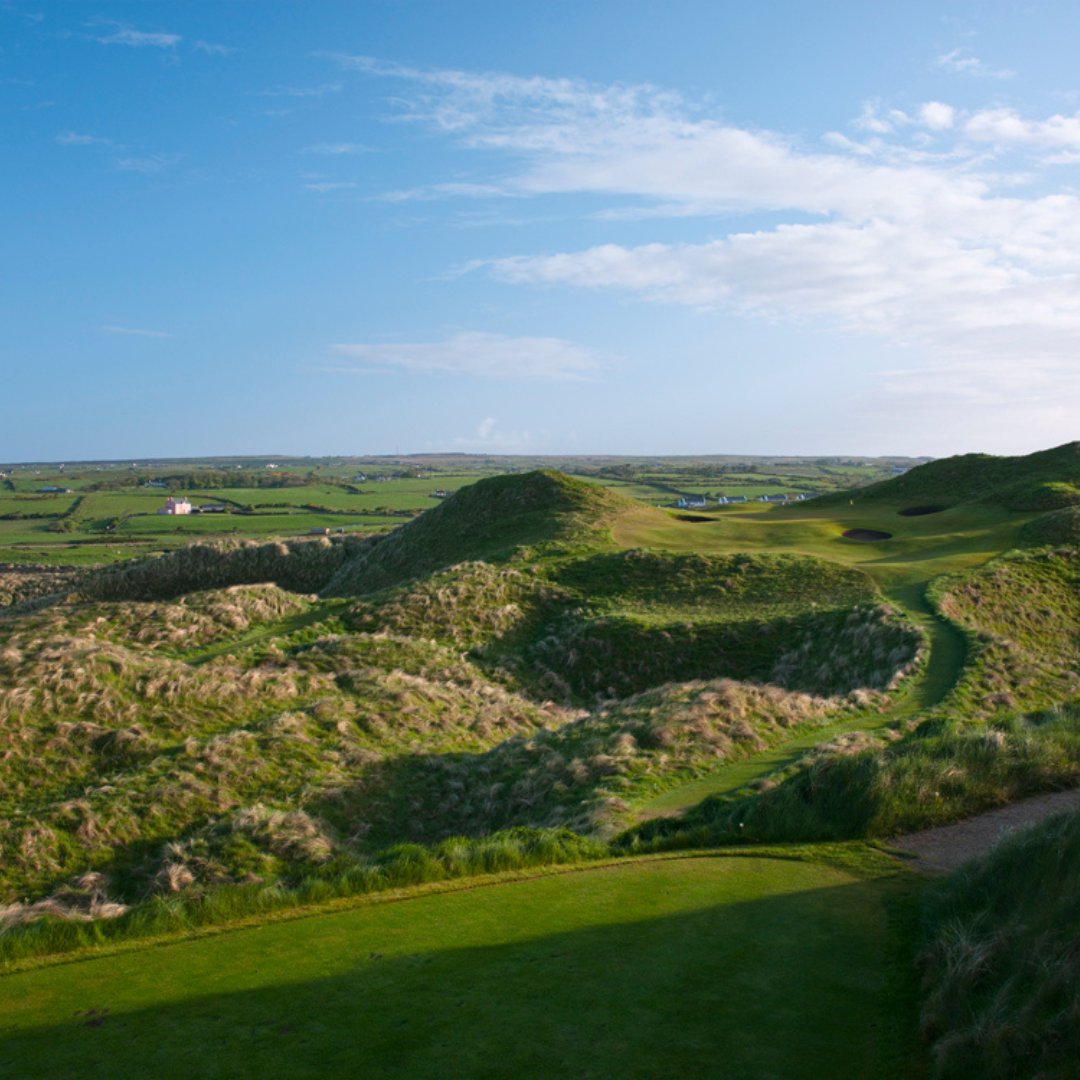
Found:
[158,497,192,515]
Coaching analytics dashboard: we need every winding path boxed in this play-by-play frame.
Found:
[889,787,1080,873]
[635,583,967,820]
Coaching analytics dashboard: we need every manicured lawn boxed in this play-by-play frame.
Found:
[0,852,922,1079]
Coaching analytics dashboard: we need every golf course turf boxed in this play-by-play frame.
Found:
[0,850,920,1079]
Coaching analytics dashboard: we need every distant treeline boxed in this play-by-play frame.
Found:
[84,471,327,492]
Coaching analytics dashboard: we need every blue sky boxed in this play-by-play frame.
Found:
[4,1,1080,461]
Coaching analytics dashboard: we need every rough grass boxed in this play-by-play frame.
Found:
[0,518,919,948]
[1018,508,1080,548]
[823,440,1080,512]
[317,678,847,849]
[627,548,1080,849]
[0,567,83,607]
[516,602,921,702]
[323,469,638,596]
[920,806,1080,1079]
[73,534,371,602]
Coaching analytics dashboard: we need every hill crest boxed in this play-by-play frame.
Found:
[823,441,1080,511]
[324,469,636,596]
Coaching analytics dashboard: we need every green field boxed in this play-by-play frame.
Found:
[0,850,920,1079]
[0,455,910,565]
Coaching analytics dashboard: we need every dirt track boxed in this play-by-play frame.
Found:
[889,788,1080,873]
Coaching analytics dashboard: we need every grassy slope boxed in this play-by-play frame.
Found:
[0,850,922,1080]
[631,547,1080,850]
[1018,506,1080,548]
[324,469,641,596]
[920,807,1080,1079]
[5,455,1080,1076]
[636,586,965,818]
[814,441,1080,512]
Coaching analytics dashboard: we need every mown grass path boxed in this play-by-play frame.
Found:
[0,851,921,1080]
[635,584,967,820]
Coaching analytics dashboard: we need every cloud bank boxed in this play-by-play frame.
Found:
[327,331,605,381]
[346,58,1080,437]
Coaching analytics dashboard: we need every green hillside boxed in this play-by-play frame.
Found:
[820,440,1080,511]
[1018,505,1080,548]
[324,469,639,596]
[3,452,1080,1078]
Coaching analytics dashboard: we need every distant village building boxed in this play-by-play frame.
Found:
[430,489,451,498]
[158,497,192,515]
[144,480,168,488]
[725,495,748,504]
[36,485,72,494]
[759,494,789,503]
[309,527,331,536]
[677,495,707,509]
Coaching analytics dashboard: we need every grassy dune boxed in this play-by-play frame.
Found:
[3,454,1080,1076]
[630,547,1080,850]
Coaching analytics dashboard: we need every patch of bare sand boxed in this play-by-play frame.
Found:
[889,788,1080,873]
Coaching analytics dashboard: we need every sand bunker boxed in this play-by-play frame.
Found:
[898,505,946,517]
[843,529,892,541]
[675,514,713,523]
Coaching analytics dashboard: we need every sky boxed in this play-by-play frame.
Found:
[4,1,1080,461]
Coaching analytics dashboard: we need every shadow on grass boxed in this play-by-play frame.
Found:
[1,867,924,1080]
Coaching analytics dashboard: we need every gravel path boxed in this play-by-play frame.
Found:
[889,788,1080,873]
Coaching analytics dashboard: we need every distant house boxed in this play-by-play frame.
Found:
[144,480,168,489]
[353,473,367,482]
[677,495,707,509]
[726,495,748,504]
[194,504,226,514]
[158,497,192,516]
[36,485,72,494]
[430,489,451,498]
[309,527,330,536]
[759,494,788,503]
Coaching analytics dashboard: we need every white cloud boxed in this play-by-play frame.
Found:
[965,107,1080,149]
[95,23,180,48]
[56,131,112,146]
[303,180,357,192]
[100,325,170,338]
[326,332,605,381]
[114,154,177,173]
[476,416,496,438]
[194,40,234,56]
[304,142,371,155]
[919,101,955,131]
[936,48,1014,80]
[349,59,1080,440]
[259,82,341,98]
